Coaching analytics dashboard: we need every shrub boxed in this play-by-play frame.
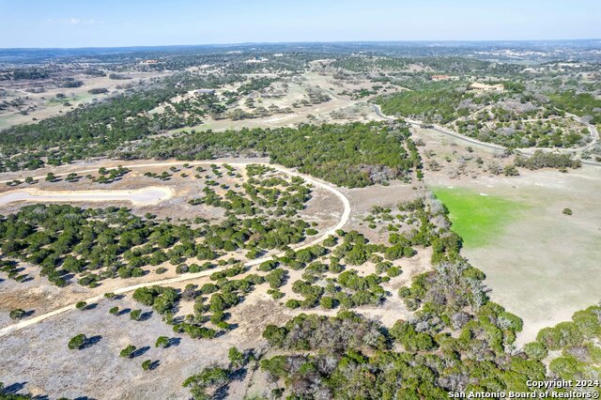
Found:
[562,208,573,215]
[133,286,179,314]
[120,345,137,358]
[503,165,519,176]
[549,356,581,379]
[258,260,279,272]
[9,309,26,320]
[265,269,287,289]
[130,309,142,321]
[68,334,87,350]
[320,296,336,309]
[228,346,244,369]
[141,359,153,371]
[75,301,87,310]
[155,336,170,348]
[183,366,230,399]
[267,289,285,300]
[285,299,301,309]
[523,341,548,360]
[572,306,601,337]
[515,151,581,170]
[537,322,583,350]
[246,248,262,259]
[390,320,437,352]
[323,235,338,247]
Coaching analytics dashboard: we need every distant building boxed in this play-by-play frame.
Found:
[468,82,504,92]
[431,74,453,81]
[140,59,160,65]
[193,89,216,95]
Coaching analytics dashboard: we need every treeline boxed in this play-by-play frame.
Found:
[514,150,581,170]
[256,274,534,398]
[2,112,422,189]
[456,116,586,149]
[236,77,278,95]
[527,304,601,391]
[549,91,601,124]
[376,81,470,124]
[247,193,547,398]
[126,122,422,187]
[331,55,522,76]
[0,67,50,81]
[258,277,531,398]
[0,72,242,172]
[376,79,598,151]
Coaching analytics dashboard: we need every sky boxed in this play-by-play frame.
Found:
[0,0,600,48]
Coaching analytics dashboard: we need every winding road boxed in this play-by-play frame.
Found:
[0,161,351,337]
[372,104,506,152]
[2,105,598,336]
[372,104,601,167]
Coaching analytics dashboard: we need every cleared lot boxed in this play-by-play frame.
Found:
[427,166,601,346]
[0,186,174,207]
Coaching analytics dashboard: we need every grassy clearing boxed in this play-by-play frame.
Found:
[432,186,527,248]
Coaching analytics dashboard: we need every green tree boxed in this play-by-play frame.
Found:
[155,336,170,348]
[130,309,142,321]
[120,345,137,358]
[9,309,26,320]
[68,334,87,350]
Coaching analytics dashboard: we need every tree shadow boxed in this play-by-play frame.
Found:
[62,272,75,281]
[168,337,181,347]
[2,382,26,394]
[0,383,95,400]
[215,329,233,338]
[139,311,153,321]
[230,367,248,382]
[214,384,230,400]
[117,308,131,316]
[83,303,98,310]
[81,335,102,349]
[148,360,160,370]
[132,346,150,358]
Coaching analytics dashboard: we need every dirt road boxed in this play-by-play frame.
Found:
[0,160,351,337]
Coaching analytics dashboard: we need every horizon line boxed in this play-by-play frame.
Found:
[2,38,601,51]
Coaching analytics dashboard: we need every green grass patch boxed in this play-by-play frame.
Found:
[433,187,527,248]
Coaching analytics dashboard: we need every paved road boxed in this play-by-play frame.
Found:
[372,104,601,167]
[0,160,351,337]
[372,104,506,152]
